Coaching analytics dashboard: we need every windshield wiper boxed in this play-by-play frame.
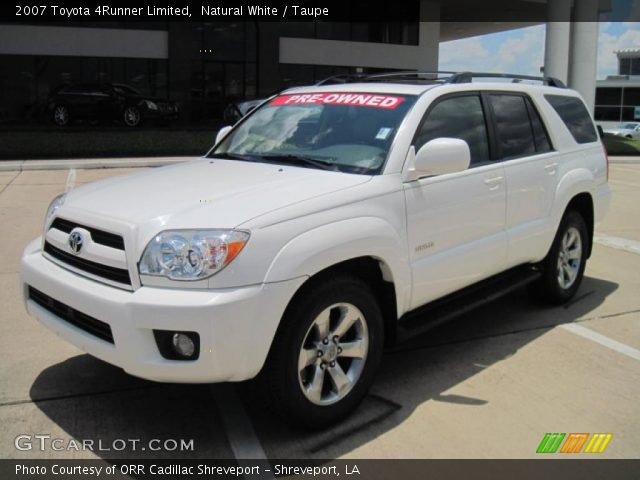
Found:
[208,152,262,162]
[259,154,338,171]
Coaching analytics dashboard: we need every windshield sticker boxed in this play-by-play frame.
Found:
[375,127,393,140]
[270,93,405,109]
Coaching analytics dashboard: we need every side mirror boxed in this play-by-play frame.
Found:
[596,125,604,139]
[404,138,471,181]
[215,125,232,145]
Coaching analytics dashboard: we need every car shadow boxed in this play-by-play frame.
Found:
[29,275,618,460]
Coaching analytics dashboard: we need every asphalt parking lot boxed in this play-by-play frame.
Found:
[0,162,639,460]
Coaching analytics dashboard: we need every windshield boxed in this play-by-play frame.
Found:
[619,123,639,129]
[113,84,142,96]
[211,92,416,174]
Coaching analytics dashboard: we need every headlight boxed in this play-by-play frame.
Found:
[139,230,249,281]
[144,100,158,111]
[44,193,66,226]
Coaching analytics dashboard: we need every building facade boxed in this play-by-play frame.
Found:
[595,48,640,127]
[0,0,609,127]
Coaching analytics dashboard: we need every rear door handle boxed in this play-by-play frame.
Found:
[544,162,558,174]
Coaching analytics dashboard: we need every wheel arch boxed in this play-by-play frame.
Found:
[550,168,595,259]
[565,192,594,258]
[279,256,400,348]
[263,216,410,318]
[263,216,411,348]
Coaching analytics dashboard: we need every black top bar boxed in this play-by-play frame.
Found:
[318,70,567,88]
[447,72,566,88]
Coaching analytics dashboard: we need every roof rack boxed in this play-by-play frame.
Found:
[312,71,567,88]
[365,71,457,83]
[319,70,566,88]
[315,74,367,86]
[447,72,566,88]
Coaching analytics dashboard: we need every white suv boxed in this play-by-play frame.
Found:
[21,72,610,428]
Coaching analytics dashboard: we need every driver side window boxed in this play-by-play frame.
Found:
[415,95,490,166]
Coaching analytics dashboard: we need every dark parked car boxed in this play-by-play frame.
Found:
[47,83,179,127]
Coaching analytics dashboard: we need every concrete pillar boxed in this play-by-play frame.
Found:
[168,23,193,125]
[543,0,572,84]
[418,0,440,71]
[568,0,599,112]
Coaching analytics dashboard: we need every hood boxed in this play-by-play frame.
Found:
[62,158,371,231]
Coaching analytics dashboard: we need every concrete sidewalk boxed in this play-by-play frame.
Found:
[608,155,640,164]
[1,154,638,172]
[0,156,194,172]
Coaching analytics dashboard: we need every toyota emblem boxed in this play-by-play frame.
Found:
[68,231,84,255]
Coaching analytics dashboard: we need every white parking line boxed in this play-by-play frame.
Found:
[594,234,640,256]
[560,323,640,362]
[212,384,275,479]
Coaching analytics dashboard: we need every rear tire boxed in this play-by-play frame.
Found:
[260,275,384,429]
[530,210,588,305]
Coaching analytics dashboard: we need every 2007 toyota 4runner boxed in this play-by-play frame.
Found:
[21,72,610,428]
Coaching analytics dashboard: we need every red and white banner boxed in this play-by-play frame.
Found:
[270,93,405,109]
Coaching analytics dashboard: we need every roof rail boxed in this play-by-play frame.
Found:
[365,71,458,83]
[447,72,566,88]
[315,74,367,85]
[314,71,567,88]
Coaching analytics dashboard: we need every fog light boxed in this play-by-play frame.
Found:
[172,333,196,357]
[153,330,200,360]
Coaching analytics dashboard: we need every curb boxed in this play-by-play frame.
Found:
[0,156,195,172]
[1,155,638,172]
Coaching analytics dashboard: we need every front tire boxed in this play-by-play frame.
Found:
[52,105,70,126]
[260,275,384,429]
[123,106,142,127]
[530,210,588,305]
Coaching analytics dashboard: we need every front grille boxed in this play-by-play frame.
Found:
[50,218,125,250]
[44,241,131,285]
[28,286,114,344]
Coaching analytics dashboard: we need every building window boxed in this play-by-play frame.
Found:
[595,86,640,123]
[595,87,622,106]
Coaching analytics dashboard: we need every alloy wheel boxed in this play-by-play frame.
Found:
[298,303,369,406]
[53,106,68,126]
[557,226,582,290]
[124,107,141,126]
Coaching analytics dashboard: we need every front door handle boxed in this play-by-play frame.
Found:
[484,176,503,190]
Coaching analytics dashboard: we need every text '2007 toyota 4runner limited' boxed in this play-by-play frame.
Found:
[21,71,610,428]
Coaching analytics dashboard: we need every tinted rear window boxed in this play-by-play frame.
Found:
[545,94,598,144]
[489,94,536,159]
[525,97,553,153]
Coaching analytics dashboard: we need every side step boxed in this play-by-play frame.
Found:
[395,266,541,343]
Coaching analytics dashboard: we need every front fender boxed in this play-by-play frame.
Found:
[264,217,411,317]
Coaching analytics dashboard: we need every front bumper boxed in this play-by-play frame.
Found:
[21,238,305,383]
[143,106,179,122]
